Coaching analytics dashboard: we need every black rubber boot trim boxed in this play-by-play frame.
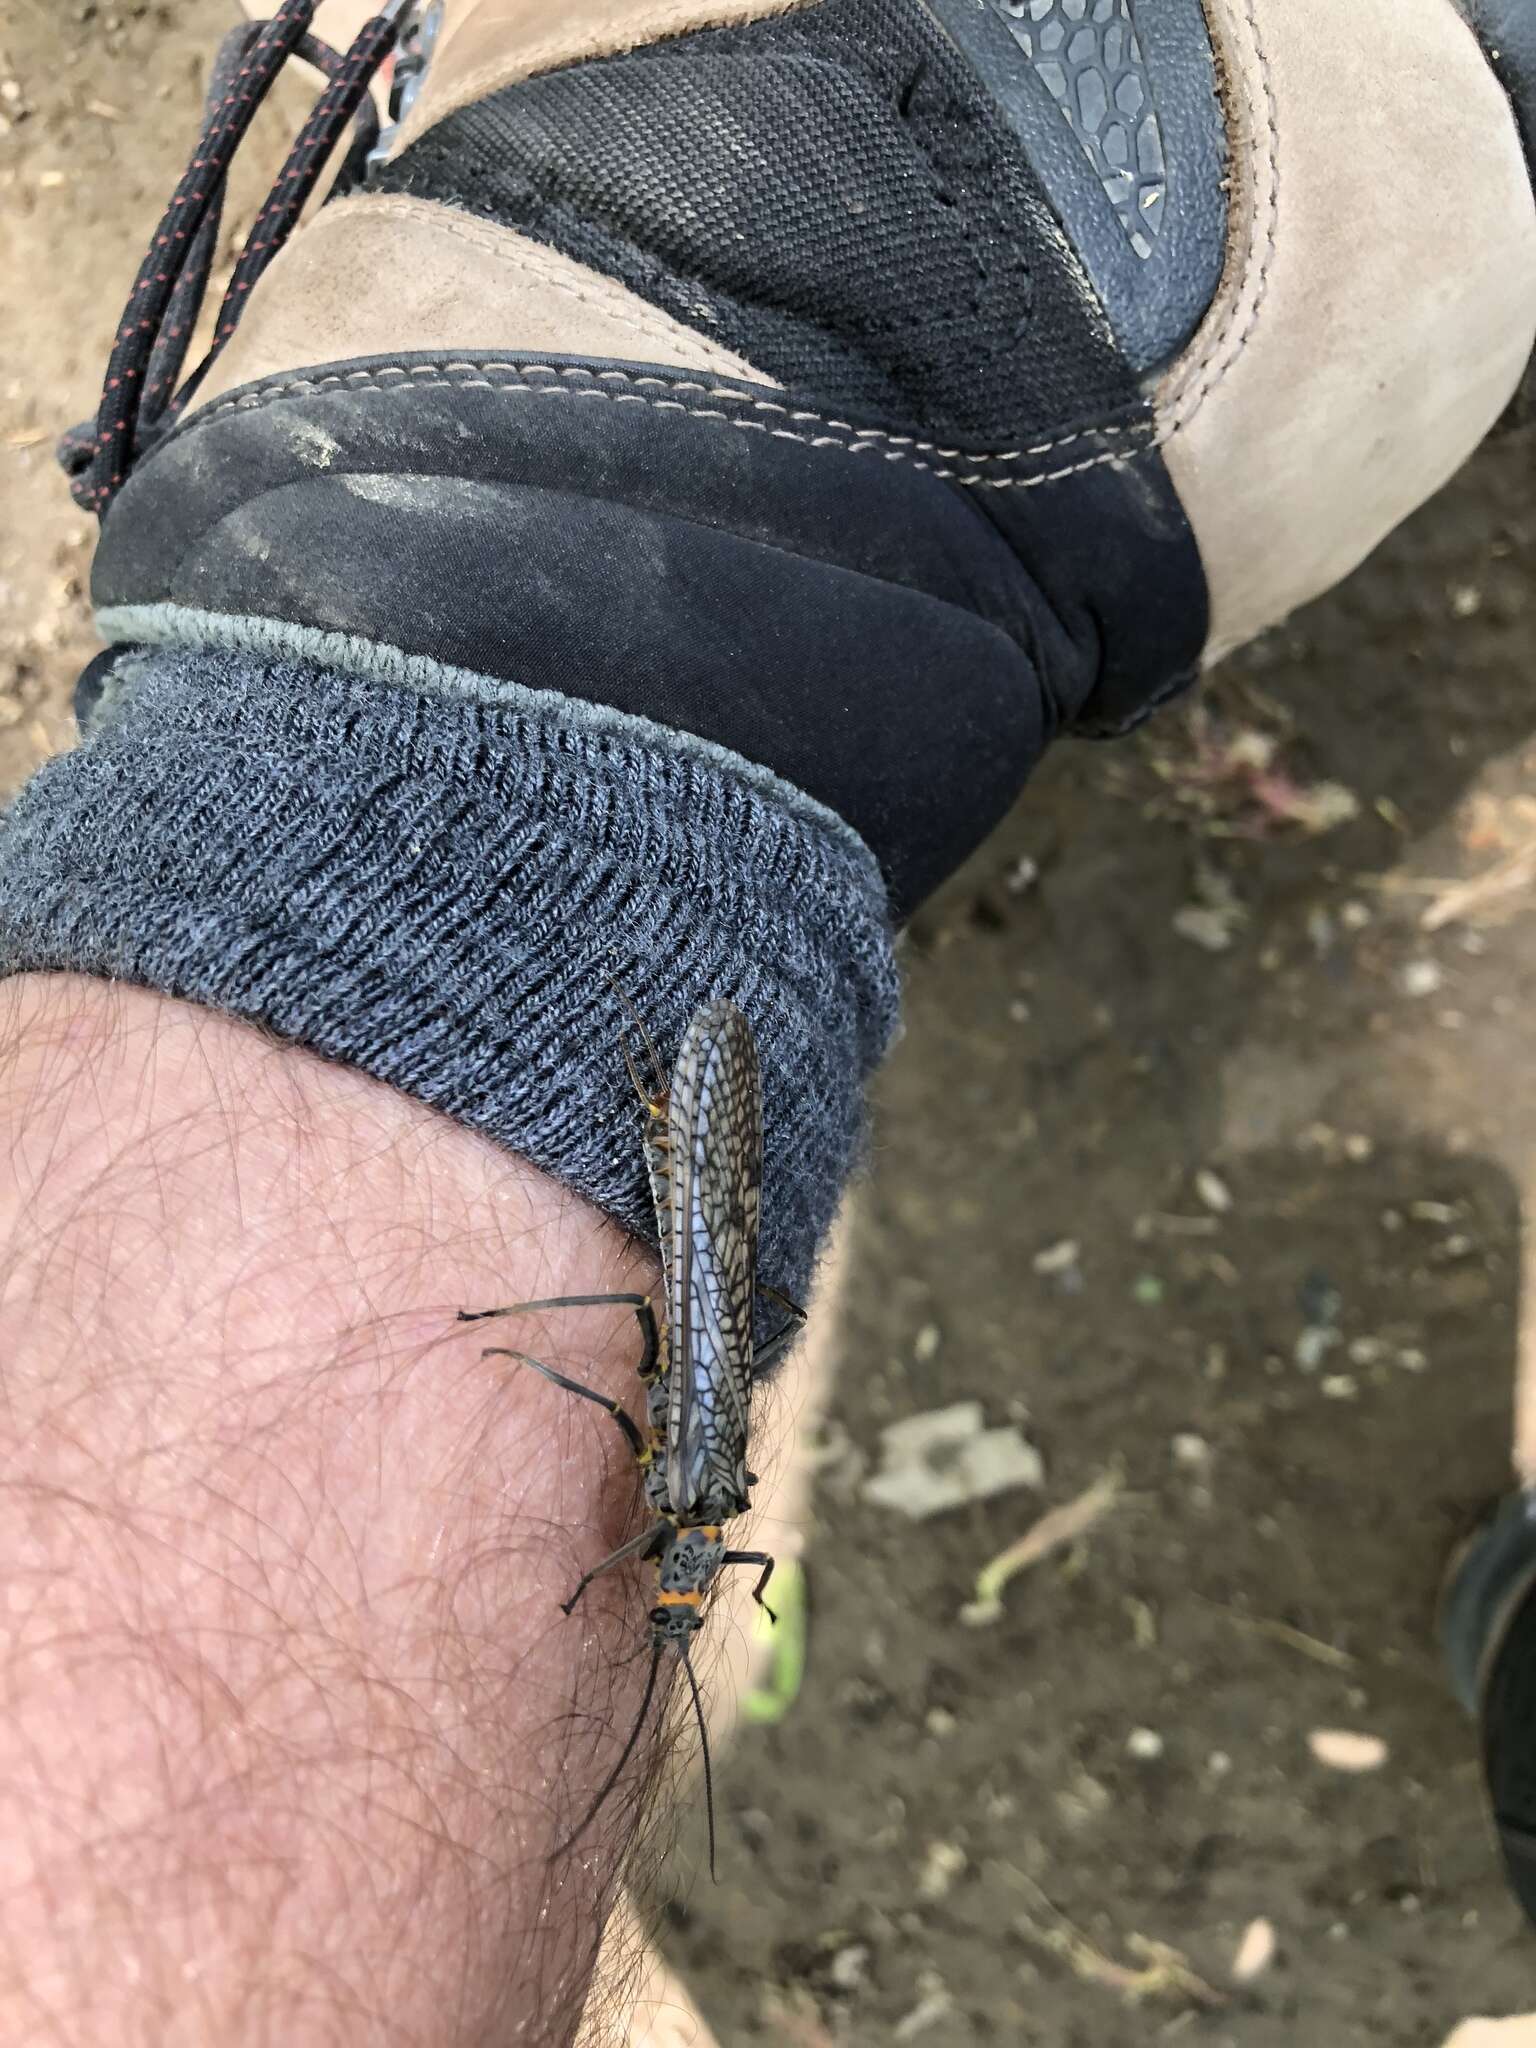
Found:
[1442,1490,1536,1714]
[374,0,1144,442]
[1459,0,1536,423]
[927,0,1226,372]
[91,350,1208,917]
[1482,1577,1536,1930]
[1441,1490,1536,1932]
[1463,0,1536,168]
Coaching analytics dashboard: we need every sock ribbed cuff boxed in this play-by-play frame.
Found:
[0,647,899,1301]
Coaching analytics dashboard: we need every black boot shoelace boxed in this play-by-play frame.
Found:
[60,1,412,516]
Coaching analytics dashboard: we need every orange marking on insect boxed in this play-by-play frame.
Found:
[655,1587,704,1609]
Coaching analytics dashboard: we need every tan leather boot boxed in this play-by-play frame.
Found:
[203,0,1536,671]
[78,0,1536,930]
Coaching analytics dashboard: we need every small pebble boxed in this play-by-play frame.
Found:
[1127,1727,1164,1761]
[1231,1917,1277,1984]
[1295,1325,1341,1372]
[1133,1273,1165,1306]
[917,1840,967,1902]
[925,1707,957,1739]
[1196,1168,1233,1214]
[1400,959,1444,998]
[1005,855,1040,895]
[828,1944,871,1991]
[1174,905,1239,953]
[1126,1597,1158,1648]
[913,1322,942,1364]
[1449,583,1483,618]
[1348,1336,1388,1365]
[1340,900,1371,930]
[1056,1771,1112,1827]
[1172,1432,1211,1468]
[1309,1728,1389,1772]
[1206,1750,1234,1778]
[1033,1238,1080,1276]
[1397,1347,1429,1374]
[893,1979,953,2043]
[1321,1374,1359,1401]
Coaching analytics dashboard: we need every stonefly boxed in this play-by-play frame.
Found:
[459,998,802,1874]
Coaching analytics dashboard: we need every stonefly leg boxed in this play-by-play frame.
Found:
[751,1284,807,1375]
[458,1294,660,1379]
[481,1346,648,1464]
[554,1522,665,1619]
[722,1549,777,1624]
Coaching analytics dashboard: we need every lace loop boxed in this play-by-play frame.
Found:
[63,2,407,514]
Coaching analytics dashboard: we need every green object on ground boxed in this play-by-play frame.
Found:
[740,1557,808,1725]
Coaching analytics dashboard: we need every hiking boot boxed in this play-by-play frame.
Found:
[72,0,1536,919]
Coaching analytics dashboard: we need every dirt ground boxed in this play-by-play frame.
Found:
[4,7,1536,2045]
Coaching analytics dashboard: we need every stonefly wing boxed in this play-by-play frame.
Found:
[664,1001,763,1520]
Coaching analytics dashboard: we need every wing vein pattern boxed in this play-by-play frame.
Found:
[666,1001,764,1520]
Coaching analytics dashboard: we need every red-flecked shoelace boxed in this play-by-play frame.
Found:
[60,1,409,515]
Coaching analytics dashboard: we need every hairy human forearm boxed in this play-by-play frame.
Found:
[0,975,657,2046]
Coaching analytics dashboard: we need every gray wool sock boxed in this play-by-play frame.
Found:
[0,646,899,1304]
